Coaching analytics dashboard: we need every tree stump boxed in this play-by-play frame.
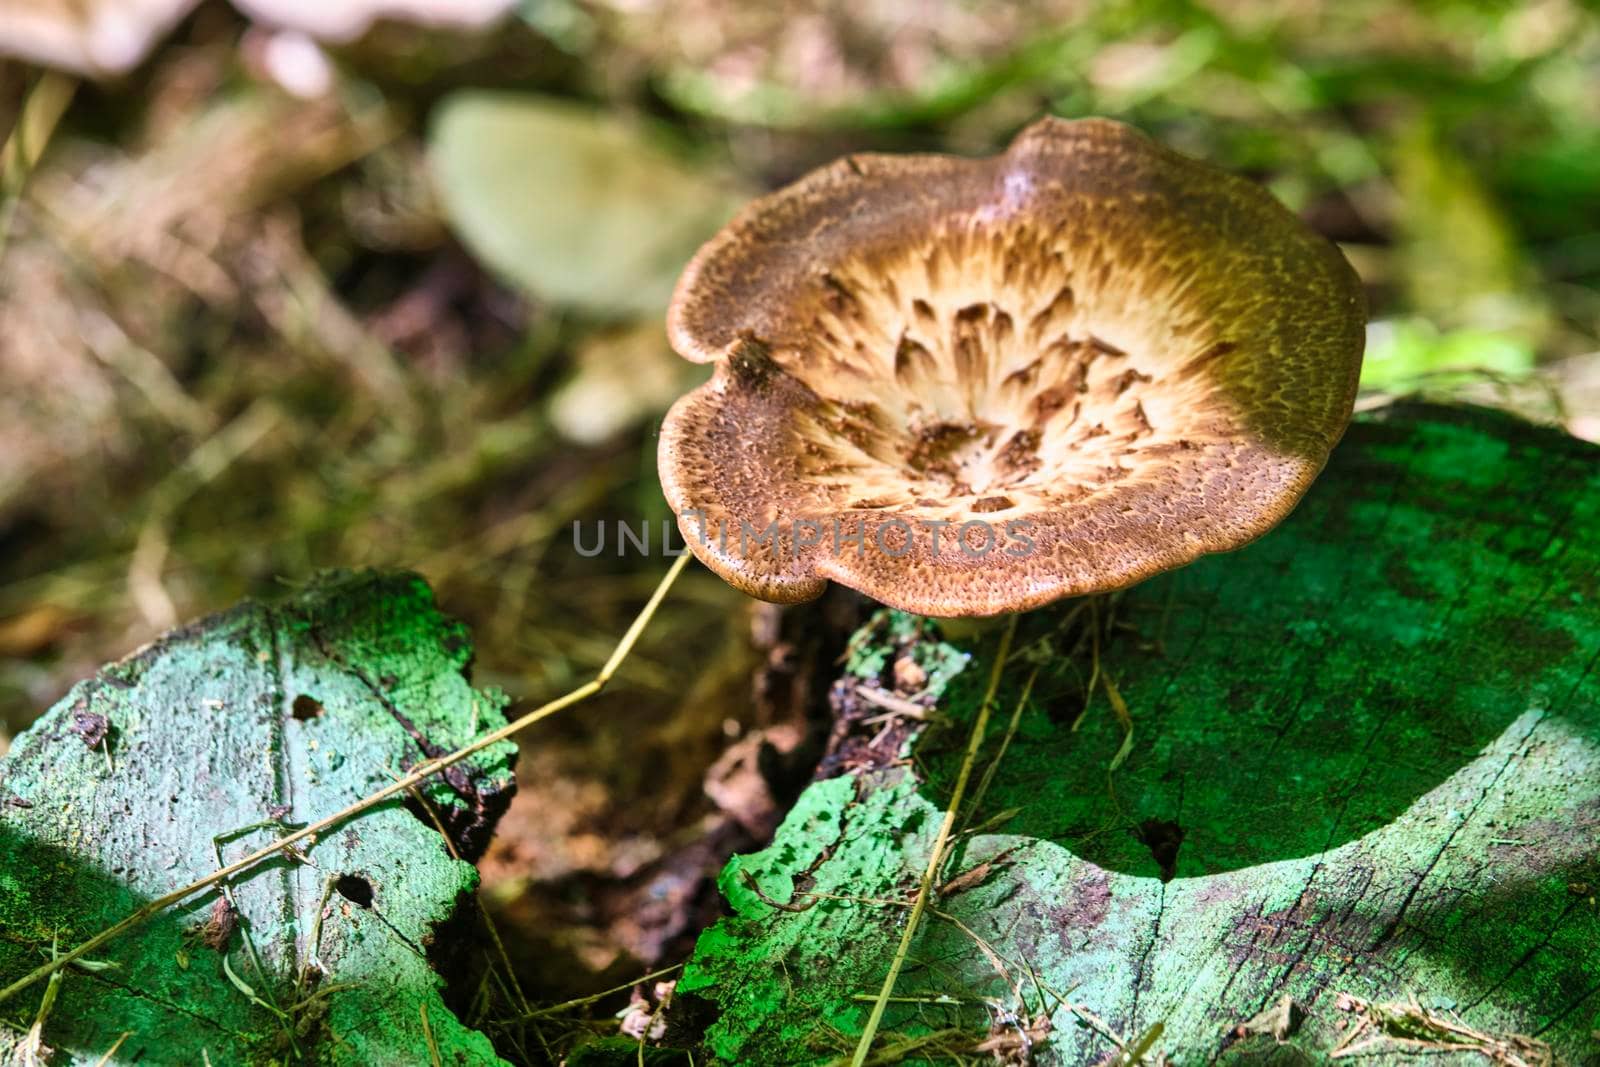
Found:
[678,403,1600,1065]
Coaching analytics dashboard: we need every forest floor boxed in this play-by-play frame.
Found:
[2,0,1599,1059]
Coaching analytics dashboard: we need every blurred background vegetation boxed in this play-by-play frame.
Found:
[2,0,1598,1054]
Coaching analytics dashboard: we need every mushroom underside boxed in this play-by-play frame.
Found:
[780,221,1243,523]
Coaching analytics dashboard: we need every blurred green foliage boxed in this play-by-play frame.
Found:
[430,92,746,316]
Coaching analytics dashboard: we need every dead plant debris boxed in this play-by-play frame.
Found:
[1331,992,1553,1066]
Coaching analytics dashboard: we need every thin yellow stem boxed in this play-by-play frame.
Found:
[849,614,1018,1067]
[518,962,684,1020]
[0,71,78,264]
[601,551,692,682]
[420,1001,443,1067]
[960,665,1039,836]
[0,551,694,1008]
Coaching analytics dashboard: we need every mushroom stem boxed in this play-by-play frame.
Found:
[850,613,1018,1066]
[932,613,1015,642]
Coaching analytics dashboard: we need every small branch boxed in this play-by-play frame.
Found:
[961,667,1039,834]
[854,686,930,720]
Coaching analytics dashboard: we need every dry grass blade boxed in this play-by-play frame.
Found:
[1330,993,1553,1066]
[843,1027,976,1066]
[855,685,931,720]
[961,665,1039,835]
[849,614,1018,1067]
[420,1000,443,1067]
[1109,1021,1164,1066]
[18,968,62,1067]
[518,963,684,1022]
[1103,671,1134,773]
[90,1030,132,1067]
[0,72,77,261]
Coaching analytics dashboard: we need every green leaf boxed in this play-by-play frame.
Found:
[0,571,515,1065]
[1392,117,1549,340]
[1359,316,1535,390]
[677,404,1600,1064]
[429,92,746,316]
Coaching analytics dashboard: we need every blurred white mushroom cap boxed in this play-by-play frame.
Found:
[0,0,517,77]
[0,0,197,76]
[230,0,517,42]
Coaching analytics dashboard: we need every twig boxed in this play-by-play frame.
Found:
[849,615,1017,1066]
[1329,993,1551,1066]
[739,869,819,913]
[635,994,666,1067]
[854,686,930,720]
[928,908,1021,1005]
[0,552,694,1008]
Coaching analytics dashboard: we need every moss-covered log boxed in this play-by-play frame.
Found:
[679,404,1600,1065]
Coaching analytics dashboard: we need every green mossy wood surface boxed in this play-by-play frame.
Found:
[681,404,1600,1065]
[0,572,515,1065]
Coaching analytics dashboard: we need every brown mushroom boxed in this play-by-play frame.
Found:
[658,117,1364,617]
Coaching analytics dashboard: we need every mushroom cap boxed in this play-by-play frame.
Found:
[658,117,1365,616]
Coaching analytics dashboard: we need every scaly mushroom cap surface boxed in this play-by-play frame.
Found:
[658,117,1365,616]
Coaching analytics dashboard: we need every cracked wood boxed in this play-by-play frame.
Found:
[0,571,516,1065]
